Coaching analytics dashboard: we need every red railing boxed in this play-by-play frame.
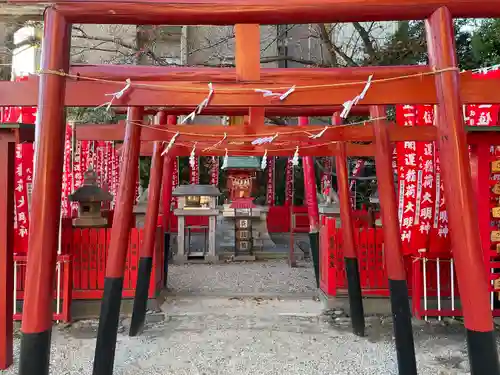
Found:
[68,227,164,300]
[13,227,164,322]
[320,216,391,297]
[320,215,500,319]
[13,254,72,322]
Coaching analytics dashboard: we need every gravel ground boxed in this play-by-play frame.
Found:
[4,298,489,375]
[167,260,317,296]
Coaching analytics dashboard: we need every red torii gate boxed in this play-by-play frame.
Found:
[1,1,499,375]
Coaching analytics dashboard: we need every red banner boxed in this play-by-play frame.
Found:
[110,142,120,209]
[95,141,104,186]
[61,124,73,218]
[429,147,450,253]
[412,105,436,251]
[466,69,500,126]
[394,69,499,255]
[13,144,33,254]
[102,141,112,190]
[396,105,419,254]
[72,140,90,215]
[172,157,179,206]
[285,158,293,205]
[395,104,449,254]
[190,157,200,184]
[266,157,275,205]
[210,156,219,186]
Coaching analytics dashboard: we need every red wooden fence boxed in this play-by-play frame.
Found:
[320,216,391,297]
[320,215,500,319]
[13,227,164,322]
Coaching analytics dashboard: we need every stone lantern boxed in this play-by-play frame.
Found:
[69,167,113,227]
[133,186,164,228]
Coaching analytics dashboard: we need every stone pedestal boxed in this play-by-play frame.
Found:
[319,204,341,227]
[133,203,147,228]
[171,184,221,264]
[73,216,108,227]
[173,208,219,264]
[216,204,275,254]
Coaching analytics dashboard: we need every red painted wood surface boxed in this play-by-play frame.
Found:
[13,254,72,322]
[114,140,378,157]
[372,106,407,281]
[21,8,71,335]
[69,228,163,299]
[319,217,392,296]
[0,140,14,370]
[13,228,163,315]
[70,65,429,83]
[0,73,499,107]
[140,142,164,258]
[106,107,143,278]
[8,0,500,25]
[111,105,371,117]
[427,7,493,333]
[75,121,437,143]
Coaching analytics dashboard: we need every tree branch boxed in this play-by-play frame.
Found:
[72,26,137,51]
[352,22,376,58]
[316,24,338,66]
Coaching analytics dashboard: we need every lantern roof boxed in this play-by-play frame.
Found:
[172,184,221,197]
[69,167,113,202]
[226,156,261,170]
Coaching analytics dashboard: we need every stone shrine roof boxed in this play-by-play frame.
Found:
[69,169,113,202]
[226,156,261,170]
[172,184,221,197]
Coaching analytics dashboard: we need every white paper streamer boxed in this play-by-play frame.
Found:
[96,79,132,110]
[340,75,373,119]
[261,149,268,169]
[221,149,228,170]
[291,146,299,166]
[181,83,214,124]
[255,85,295,101]
[251,133,279,145]
[189,142,197,168]
[161,131,180,156]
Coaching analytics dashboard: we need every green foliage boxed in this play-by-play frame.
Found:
[470,19,500,67]
[362,19,500,70]
[139,156,152,189]
[355,19,500,206]
[67,107,122,124]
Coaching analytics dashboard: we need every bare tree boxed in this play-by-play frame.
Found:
[66,23,398,68]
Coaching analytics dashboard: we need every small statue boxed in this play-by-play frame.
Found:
[321,181,339,205]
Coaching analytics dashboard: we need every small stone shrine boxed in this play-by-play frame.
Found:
[69,167,113,227]
[172,184,221,263]
[217,157,275,254]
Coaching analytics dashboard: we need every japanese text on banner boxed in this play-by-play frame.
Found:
[267,157,275,205]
